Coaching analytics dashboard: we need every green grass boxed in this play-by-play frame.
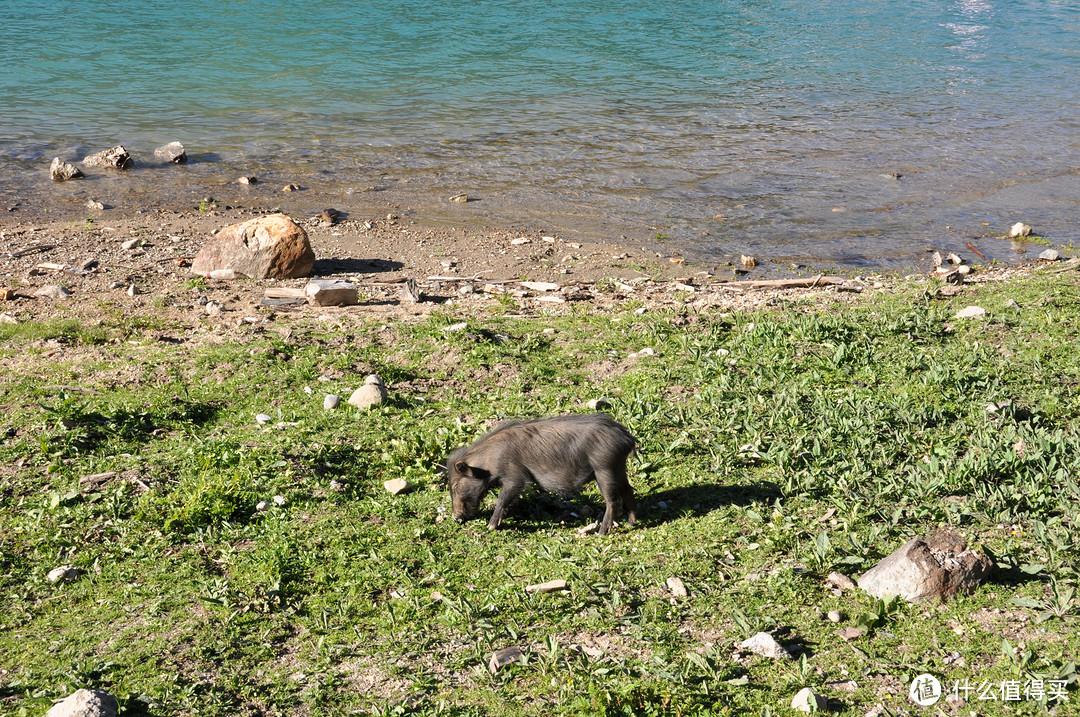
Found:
[1,271,1079,715]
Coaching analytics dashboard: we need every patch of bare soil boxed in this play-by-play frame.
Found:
[1,200,1054,354]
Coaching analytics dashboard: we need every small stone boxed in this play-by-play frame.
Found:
[443,322,468,333]
[666,576,689,598]
[510,237,531,245]
[47,565,81,583]
[384,478,411,495]
[305,279,358,306]
[256,500,269,511]
[488,646,524,673]
[1004,298,1021,309]
[458,283,475,296]
[0,312,16,325]
[449,193,469,203]
[121,238,144,250]
[255,413,272,425]
[827,610,843,623]
[348,374,388,409]
[193,214,314,280]
[586,397,613,410]
[576,521,599,535]
[740,632,793,660]
[323,394,340,410]
[86,199,104,211]
[205,301,223,316]
[1039,249,1061,261]
[792,687,828,713]
[956,264,972,275]
[521,281,560,292]
[126,284,139,297]
[946,252,963,265]
[740,255,757,270]
[154,141,187,164]
[45,688,118,717]
[836,627,865,641]
[273,495,286,506]
[50,157,84,181]
[1010,222,1032,237]
[526,579,568,594]
[825,572,857,591]
[932,251,943,267]
[954,305,986,319]
[32,284,71,300]
[237,176,257,185]
[82,145,132,170]
[400,279,422,304]
[629,347,656,358]
[827,679,858,693]
[282,183,299,192]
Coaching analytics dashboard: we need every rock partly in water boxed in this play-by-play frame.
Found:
[191,214,315,279]
[46,688,118,717]
[858,529,992,603]
[81,145,132,170]
[154,141,187,164]
[348,374,388,409]
[1010,222,1032,237]
[740,632,793,660]
[50,157,84,181]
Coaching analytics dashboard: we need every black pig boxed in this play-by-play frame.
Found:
[446,413,637,535]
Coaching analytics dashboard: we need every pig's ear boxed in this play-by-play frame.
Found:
[454,460,472,477]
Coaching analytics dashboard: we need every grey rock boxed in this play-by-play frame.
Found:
[858,529,992,603]
[154,141,187,164]
[825,571,857,591]
[81,145,132,170]
[47,565,82,583]
[46,688,118,717]
[791,687,827,713]
[323,394,340,410]
[827,610,843,623]
[740,631,793,660]
[348,374,387,409]
[1039,249,1061,262]
[954,305,985,319]
[488,646,524,673]
[1010,222,1033,237]
[400,279,422,304]
[34,285,72,299]
[305,279,358,307]
[50,157,84,181]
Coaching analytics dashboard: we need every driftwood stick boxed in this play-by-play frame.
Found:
[711,276,847,289]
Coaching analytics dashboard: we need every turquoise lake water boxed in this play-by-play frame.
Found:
[3,0,1079,267]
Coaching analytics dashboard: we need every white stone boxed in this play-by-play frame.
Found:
[47,565,81,583]
[740,631,793,660]
[34,285,71,299]
[525,579,568,594]
[46,689,118,717]
[256,413,272,425]
[384,478,411,495]
[256,500,269,511]
[666,576,689,598]
[273,495,285,506]
[521,281,560,292]
[1009,222,1032,237]
[323,394,340,410]
[953,305,985,319]
[791,687,828,713]
[348,375,387,409]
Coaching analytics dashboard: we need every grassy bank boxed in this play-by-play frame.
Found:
[1,269,1078,716]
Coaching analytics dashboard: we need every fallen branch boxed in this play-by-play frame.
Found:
[711,276,848,290]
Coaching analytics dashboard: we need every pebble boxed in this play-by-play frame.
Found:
[525,579,568,594]
[121,238,144,250]
[34,285,72,299]
[127,284,139,297]
[109,281,125,290]
[47,565,81,583]
[827,610,843,623]
[510,237,531,246]
[323,394,340,410]
[255,413,272,425]
[256,500,270,511]
[586,397,612,410]
[740,632,793,660]
[273,495,285,506]
[1039,249,1060,261]
[488,646,524,673]
[954,305,986,319]
[825,571,857,591]
[666,576,689,598]
[629,347,656,358]
[443,322,468,333]
[792,687,828,713]
[205,301,223,316]
[348,374,388,409]
[384,478,411,495]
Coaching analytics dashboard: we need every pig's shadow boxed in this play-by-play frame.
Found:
[497,481,781,532]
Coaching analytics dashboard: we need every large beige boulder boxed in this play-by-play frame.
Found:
[858,529,991,603]
[192,214,315,279]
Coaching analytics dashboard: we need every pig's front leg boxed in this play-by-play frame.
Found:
[487,471,528,530]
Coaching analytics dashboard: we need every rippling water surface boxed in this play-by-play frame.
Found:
[3,0,1079,267]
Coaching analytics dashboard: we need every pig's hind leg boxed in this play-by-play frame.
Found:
[595,464,633,535]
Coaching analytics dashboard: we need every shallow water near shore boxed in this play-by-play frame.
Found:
[3,0,1079,269]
